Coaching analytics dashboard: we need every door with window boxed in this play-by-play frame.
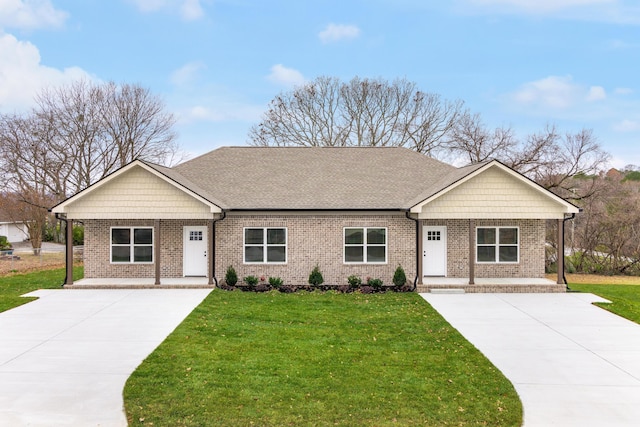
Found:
[423,226,446,276]
[183,226,208,276]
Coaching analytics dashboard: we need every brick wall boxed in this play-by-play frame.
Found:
[84,216,544,282]
[216,214,416,286]
[84,219,210,279]
[422,219,545,279]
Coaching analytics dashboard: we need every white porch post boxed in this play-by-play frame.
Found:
[557,218,564,285]
[154,220,161,285]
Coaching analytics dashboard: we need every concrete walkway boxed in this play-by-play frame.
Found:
[0,289,212,426]
[421,292,640,427]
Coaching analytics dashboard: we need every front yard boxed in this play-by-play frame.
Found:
[124,291,522,426]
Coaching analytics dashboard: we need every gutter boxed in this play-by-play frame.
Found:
[210,211,226,286]
[405,211,420,291]
[53,213,70,288]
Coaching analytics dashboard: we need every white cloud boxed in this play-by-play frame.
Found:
[512,75,582,109]
[586,85,606,101]
[267,64,306,87]
[0,0,68,30]
[180,0,204,21]
[613,119,640,132]
[458,0,640,24]
[318,23,361,44]
[615,87,633,95]
[170,61,206,86]
[128,0,205,21]
[0,33,91,112]
[179,103,263,123]
[466,0,612,13]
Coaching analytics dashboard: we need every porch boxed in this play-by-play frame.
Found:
[67,277,215,289]
[416,277,566,293]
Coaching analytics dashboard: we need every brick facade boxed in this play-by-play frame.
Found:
[216,213,416,286]
[83,216,544,283]
[422,219,546,279]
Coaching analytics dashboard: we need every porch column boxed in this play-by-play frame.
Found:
[154,219,161,285]
[65,219,74,286]
[416,220,423,284]
[557,218,564,285]
[208,219,214,285]
[468,219,475,285]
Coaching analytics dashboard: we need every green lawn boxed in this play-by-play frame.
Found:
[125,291,521,426]
[0,267,84,313]
[569,283,640,324]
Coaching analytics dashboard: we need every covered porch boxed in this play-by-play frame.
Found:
[416,277,565,293]
[68,277,214,289]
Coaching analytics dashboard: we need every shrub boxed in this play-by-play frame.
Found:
[268,276,283,288]
[244,275,259,287]
[367,277,383,290]
[308,265,324,286]
[347,275,362,288]
[392,265,407,288]
[225,266,238,286]
[0,236,11,251]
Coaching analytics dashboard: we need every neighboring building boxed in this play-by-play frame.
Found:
[51,147,579,291]
[0,212,28,244]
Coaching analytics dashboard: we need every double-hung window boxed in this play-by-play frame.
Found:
[476,227,519,263]
[344,227,387,263]
[244,227,287,264]
[111,227,153,263]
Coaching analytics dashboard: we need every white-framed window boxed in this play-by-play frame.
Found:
[476,227,519,263]
[244,227,287,264]
[344,227,387,264]
[111,227,153,263]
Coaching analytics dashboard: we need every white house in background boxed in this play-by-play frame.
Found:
[0,218,28,243]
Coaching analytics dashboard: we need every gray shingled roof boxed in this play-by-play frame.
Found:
[166,146,471,210]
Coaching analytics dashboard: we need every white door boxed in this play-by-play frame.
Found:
[423,226,446,276]
[183,226,208,276]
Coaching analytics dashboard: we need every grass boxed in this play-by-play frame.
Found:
[0,266,84,313]
[569,282,640,324]
[125,291,522,426]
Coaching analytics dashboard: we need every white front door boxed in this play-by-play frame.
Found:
[423,226,446,276]
[183,226,208,277]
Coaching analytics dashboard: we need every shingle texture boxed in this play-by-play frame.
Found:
[166,146,466,210]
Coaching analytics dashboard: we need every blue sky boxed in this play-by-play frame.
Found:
[1,0,639,168]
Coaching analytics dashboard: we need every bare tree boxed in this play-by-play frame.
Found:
[0,79,182,250]
[249,76,465,155]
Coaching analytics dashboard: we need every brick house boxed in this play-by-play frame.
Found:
[51,147,579,291]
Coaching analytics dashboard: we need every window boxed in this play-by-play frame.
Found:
[344,227,387,263]
[111,227,153,263]
[476,227,519,263]
[244,228,287,264]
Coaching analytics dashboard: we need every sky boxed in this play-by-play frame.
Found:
[1,0,639,168]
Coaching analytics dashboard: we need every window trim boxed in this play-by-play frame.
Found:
[343,226,388,264]
[243,227,288,264]
[476,226,519,264]
[110,226,154,264]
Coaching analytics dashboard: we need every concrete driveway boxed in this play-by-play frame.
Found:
[421,292,640,427]
[0,289,212,427]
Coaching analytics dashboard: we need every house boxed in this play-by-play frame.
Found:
[51,146,579,291]
[0,212,28,244]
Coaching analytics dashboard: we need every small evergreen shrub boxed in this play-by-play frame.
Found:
[392,265,407,289]
[347,275,362,288]
[244,275,259,287]
[367,277,383,290]
[308,265,324,286]
[268,276,283,288]
[0,236,11,251]
[225,265,238,286]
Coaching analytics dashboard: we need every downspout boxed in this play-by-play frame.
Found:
[54,213,70,288]
[406,211,420,291]
[210,211,226,286]
[562,213,576,290]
